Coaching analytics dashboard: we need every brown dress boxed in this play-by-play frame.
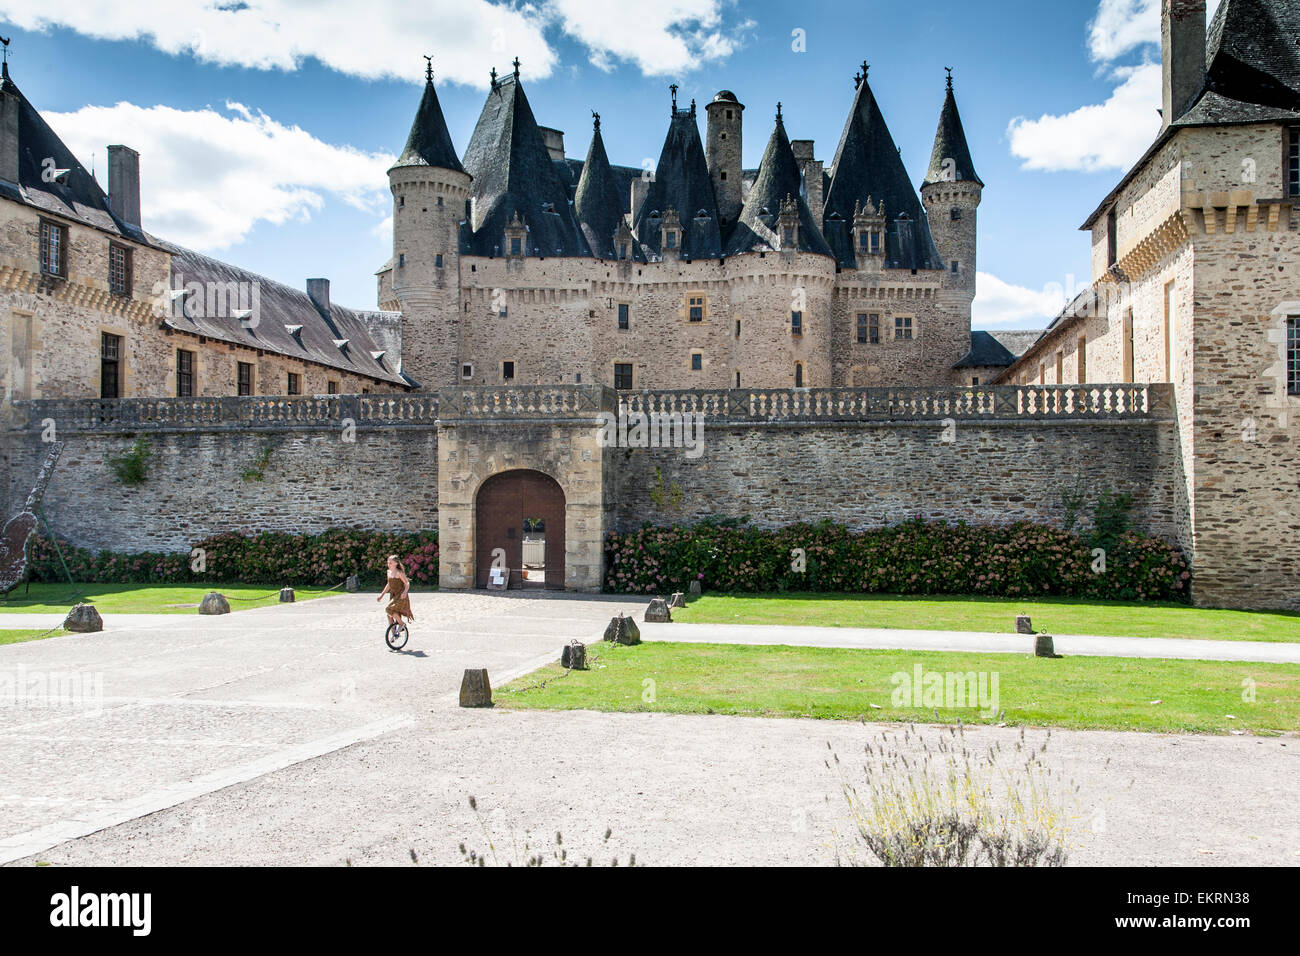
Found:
[385,573,414,620]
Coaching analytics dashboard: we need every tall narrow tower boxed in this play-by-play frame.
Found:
[389,59,471,390]
[920,70,982,301]
[704,91,744,232]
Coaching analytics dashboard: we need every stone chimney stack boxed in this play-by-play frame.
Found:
[108,145,141,228]
[307,278,331,316]
[1161,0,1206,131]
[1,72,19,185]
[792,139,823,223]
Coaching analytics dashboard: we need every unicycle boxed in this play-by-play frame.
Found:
[385,620,409,650]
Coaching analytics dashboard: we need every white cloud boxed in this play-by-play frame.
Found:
[549,0,751,76]
[973,272,1069,328]
[1007,62,1162,173]
[0,0,557,87]
[45,101,394,250]
[1088,0,1161,62]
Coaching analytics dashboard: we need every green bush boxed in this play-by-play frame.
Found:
[107,437,152,486]
[26,528,439,587]
[604,517,1190,602]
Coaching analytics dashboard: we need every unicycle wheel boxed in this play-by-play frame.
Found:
[385,622,409,650]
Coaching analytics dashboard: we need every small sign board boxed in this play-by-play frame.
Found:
[487,567,511,591]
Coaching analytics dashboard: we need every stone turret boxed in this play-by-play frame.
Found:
[920,70,982,292]
[705,90,744,233]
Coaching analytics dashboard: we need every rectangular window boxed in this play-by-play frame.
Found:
[462,364,473,379]
[1106,207,1118,268]
[735,319,741,339]
[100,332,122,399]
[791,311,803,336]
[618,303,629,330]
[870,232,880,254]
[1164,280,1175,382]
[176,349,195,397]
[502,361,515,381]
[40,219,67,277]
[856,313,868,344]
[869,314,880,344]
[951,261,959,274]
[1289,318,1300,395]
[510,237,522,256]
[109,242,132,296]
[665,231,677,250]
[237,362,253,396]
[287,372,301,396]
[951,208,963,221]
[688,296,704,322]
[894,316,912,341]
[691,353,703,371]
[972,377,981,386]
[327,380,339,394]
[783,226,794,245]
[435,253,443,268]
[614,362,633,390]
[1290,129,1299,197]
[1055,351,1064,384]
[735,370,741,387]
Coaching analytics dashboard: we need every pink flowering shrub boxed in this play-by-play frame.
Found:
[26,528,439,587]
[603,518,1190,602]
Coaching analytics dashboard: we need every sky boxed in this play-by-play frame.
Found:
[0,0,1217,328]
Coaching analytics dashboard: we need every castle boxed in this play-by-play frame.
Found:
[2,0,1298,611]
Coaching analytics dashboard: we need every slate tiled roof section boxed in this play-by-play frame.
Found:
[0,64,149,245]
[954,331,1016,369]
[157,240,409,387]
[460,75,590,257]
[822,76,942,271]
[575,117,633,259]
[922,78,983,187]
[633,108,723,260]
[989,329,1047,358]
[1206,0,1300,110]
[724,112,834,258]
[391,70,465,174]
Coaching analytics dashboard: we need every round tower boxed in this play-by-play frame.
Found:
[705,90,744,231]
[388,60,472,390]
[920,71,982,298]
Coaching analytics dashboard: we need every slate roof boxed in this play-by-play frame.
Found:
[954,329,1045,368]
[822,77,942,271]
[391,70,465,174]
[0,64,148,245]
[158,240,410,387]
[724,112,834,258]
[574,118,635,259]
[460,75,590,257]
[633,107,723,260]
[922,78,983,187]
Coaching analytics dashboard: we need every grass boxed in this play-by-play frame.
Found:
[499,641,1300,735]
[0,582,342,615]
[671,593,1300,643]
[0,628,69,646]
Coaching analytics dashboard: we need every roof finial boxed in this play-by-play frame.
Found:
[945,66,953,92]
[775,101,783,122]
[1,36,9,77]
[423,54,433,84]
[490,66,498,89]
[862,60,869,80]
[853,70,861,90]
[690,97,696,116]
[512,56,520,77]
[670,83,679,115]
[592,109,600,131]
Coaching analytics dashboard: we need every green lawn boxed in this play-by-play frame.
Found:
[499,641,1300,734]
[671,593,1300,643]
[0,628,69,646]
[0,583,341,615]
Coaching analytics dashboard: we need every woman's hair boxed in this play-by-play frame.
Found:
[387,554,407,576]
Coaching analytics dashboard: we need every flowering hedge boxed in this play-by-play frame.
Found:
[604,519,1191,602]
[26,528,439,587]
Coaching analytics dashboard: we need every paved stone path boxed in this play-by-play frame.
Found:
[1,592,1297,866]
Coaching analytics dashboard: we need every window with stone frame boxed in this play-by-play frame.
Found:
[287,372,301,396]
[613,362,633,390]
[1288,318,1300,396]
[618,303,629,330]
[510,237,522,256]
[100,332,122,398]
[176,349,195,397]
[857,313,869,343]
[109,242,133,296]
[40,219,67,277]
[327,380,339,394]
[894,316,913,341]
[690,352,703,371]
[687,295,704,322]
[869,313,880,344]
[237,361,253,396]
[791,311,803,336]
[502,360,515,382]
[794,362,804,388]
[462,363,474,380]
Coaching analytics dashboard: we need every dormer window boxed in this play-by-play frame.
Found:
[783,226,795,245]
[510,237,522,256]
[665,231,677,249]
[541,202,556,214]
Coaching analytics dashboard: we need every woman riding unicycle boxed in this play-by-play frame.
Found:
[378,554,414,649]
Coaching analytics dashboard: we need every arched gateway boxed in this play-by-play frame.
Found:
[474,470,566,589]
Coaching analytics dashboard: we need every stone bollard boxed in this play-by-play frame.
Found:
[603,612,641,646]
[198,592,231,615]
[668,592,686,608]
[1015,615,1033,634]
[63,603,103,633]
[279,587,296,603]
[688,580,702,597]
[459,669,493,707]
[345,575,360,593]
[560,641,587,670]
[1034,633,1057,658]
[645,598,673,623]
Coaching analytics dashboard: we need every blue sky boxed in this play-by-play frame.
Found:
[0,0,1190,327]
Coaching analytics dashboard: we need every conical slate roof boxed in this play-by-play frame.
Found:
[633,107,722,259]
[724,111,833,258]
[922,78,982,187]
[822,75,941,271]
[392,68,465,173]
[1204,0,1300,112]
[460,74,590,257]
[575,116,630,259]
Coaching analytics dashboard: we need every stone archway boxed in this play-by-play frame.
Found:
[474,469,566,589]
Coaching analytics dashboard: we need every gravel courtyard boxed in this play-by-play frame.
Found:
[2,592,1297,866]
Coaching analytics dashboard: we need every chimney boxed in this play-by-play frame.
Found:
[307,278,331,316]
[538,126,566,163]
[108,145,141,228]
[792,140,823,223]
[1161,0,1206,131]
[0,78,19,185]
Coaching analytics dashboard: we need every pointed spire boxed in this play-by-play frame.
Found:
[391,58,465,173]
[634,103,721,259]
[576,113,628,259]
[922,70,982,187]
